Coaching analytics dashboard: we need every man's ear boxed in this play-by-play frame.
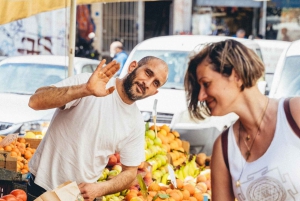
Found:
[127,61,138,73]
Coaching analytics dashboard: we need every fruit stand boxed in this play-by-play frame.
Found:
[0,123,211,201]
[99,123,211,201]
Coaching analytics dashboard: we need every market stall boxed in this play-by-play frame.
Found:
[0,123,211,201]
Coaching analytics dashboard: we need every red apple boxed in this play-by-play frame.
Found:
[107,154,117,166]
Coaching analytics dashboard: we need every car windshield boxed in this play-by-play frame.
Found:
[275,56,300,97]
[0,63,68,95]
[131,50,190,89]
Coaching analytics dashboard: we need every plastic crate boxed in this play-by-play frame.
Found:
[0,180,27,197]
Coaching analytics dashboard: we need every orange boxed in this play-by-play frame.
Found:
[172,131,180,138]
[18,138,26,143]
[182,189,190,200]
[193,192,204,201]
[148,191,158,197]
[196,182,207,193]
[176,179,184,189]
[150,125,160,131]
[162,144,170,153]
[166,189,173,194]
[189,197,197,201]
[4,145,12,151]
[148,182,161,192]
[167,132,175,142]
[204,180,211,190]
[24,150,32,160]
[125,192,137,201]
[160,125,170,133]
[10,151,18,157]
[175,139,182,147]
[170,141,179,150]
[183,184,195,196]
[169,192,181,201]
[21,168,28,174]
[196,175,207,183]
[158,129,167,136]
[174,190,183,200]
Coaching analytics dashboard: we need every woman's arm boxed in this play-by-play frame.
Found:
[211,135,235,201]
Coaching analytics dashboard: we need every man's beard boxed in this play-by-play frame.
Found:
[123,69,146,101]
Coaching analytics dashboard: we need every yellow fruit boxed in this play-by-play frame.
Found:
[35,135,43,139]
[25,132,36,139]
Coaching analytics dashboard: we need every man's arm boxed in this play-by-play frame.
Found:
[78,165,138,201]
[28,60,120,110]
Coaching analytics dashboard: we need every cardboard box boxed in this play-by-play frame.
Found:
[0,151,17,172]
[166,140,190,166]
[23,138,42,149]
[182,140,190,154]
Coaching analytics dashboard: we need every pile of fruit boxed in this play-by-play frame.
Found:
[0,189,27,201]
[99,123,212,201]
[0,137,35,174]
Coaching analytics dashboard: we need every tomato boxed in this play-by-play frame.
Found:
[10,189,27,201]
[0,199,7,201]
[0,194,17,201]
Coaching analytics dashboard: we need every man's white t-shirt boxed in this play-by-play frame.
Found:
[29,73,145,190]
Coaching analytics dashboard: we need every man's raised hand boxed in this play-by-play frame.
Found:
[86,59,120,97]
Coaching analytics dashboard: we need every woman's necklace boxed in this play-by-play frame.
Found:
[236,97,269,187]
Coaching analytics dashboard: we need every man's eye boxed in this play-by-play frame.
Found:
[154,81,159,87]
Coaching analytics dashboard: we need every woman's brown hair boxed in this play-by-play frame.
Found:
[184,39,265,120]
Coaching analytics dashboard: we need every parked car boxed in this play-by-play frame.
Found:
[269,39,300,98]
[119,35,266,155]
[0,55,100,136]
[0,56,7,61]
[253,39,291,95]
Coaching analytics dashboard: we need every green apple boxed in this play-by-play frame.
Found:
[153,137,162,146]
[148,145,158,156]
[112,164,122,173]
[145,130,156,140]
[145,149,151,160]
[145,137,154,148]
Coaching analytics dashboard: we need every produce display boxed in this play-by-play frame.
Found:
[100,123,212,201]
[0,137,35,174]
[0,123,212,201]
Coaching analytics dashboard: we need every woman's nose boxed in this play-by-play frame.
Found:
[198,89,207,102]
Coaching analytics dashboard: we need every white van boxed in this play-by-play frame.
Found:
[120,35,265,155]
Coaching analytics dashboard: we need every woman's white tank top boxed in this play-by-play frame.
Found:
[227,98,300,201]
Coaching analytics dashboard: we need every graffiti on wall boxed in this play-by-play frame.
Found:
[0,8,69,56]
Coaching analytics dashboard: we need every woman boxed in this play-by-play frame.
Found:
[184,39,300,200]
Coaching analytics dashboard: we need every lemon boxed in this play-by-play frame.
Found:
[25,131,36,138]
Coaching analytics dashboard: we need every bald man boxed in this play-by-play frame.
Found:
[27,57,169,201]
[110,41,128,76]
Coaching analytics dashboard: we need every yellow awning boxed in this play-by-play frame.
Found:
[0,0,144,25]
